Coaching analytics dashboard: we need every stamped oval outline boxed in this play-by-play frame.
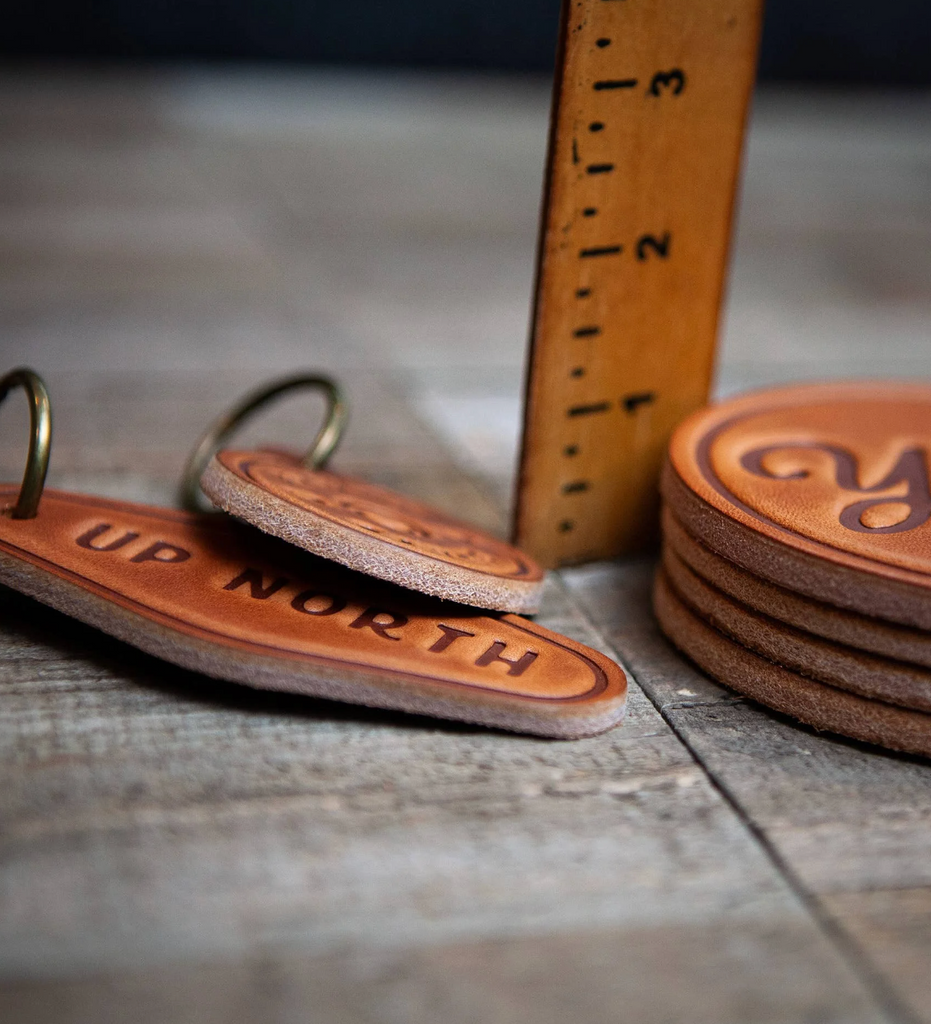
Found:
[692,404,931,581]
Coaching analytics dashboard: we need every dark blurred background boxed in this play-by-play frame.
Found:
[3,0,929,85]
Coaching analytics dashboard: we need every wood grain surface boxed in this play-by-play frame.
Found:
[2,67,931,1023]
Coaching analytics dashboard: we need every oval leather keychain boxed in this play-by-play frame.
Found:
[181,373,545,614]
[0,368,624,737]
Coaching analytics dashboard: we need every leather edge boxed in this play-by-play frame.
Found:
[661,459,931,630]
[661,503,931,669]
[653,565,931,758]
[0,543,624,739]
[202,456,545,614]
[661,541,931,712]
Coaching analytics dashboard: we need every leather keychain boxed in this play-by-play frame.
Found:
[0,368,626,738]
[181,373,545,614]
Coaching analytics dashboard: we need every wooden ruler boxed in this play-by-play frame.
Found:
[515,0,763,567]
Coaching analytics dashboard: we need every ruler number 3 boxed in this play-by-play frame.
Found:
[637,72,683,262]
[648,69,686,96]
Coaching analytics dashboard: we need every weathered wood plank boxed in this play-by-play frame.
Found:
[563,555,931,1024]
[563,558,735,707]
[821,888,931,1024]
[0,580,781,976]
[3,68,929,1022]
[0,917,883,1024]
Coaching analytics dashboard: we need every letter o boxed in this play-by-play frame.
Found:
[290,591,347,616]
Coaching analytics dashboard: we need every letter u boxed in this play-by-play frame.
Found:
[76,524,139,551]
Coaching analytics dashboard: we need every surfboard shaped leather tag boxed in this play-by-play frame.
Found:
[201,450,545,614]
[0,487,625,738]
[664,382,931,629]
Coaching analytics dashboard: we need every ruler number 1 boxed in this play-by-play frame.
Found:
[648,69,686,96]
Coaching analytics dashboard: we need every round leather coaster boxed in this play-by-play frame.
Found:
[200,449,545,613]
[662,505,931,669]
[653,567,931,758]
[664,382,931,629]
[662,541,931,712]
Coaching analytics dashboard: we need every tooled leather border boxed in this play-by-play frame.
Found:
[693,408,931,581]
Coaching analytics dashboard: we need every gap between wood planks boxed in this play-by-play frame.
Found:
[558,568,922,1024]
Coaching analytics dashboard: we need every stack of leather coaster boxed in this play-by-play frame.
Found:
[654,382,931,757]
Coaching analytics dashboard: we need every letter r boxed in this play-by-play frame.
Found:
[349,608,409,640]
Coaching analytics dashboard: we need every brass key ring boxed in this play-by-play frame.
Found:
[0,368,52,520]
[180,373,348,513]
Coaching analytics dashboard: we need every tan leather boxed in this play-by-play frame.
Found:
[201,450,544,614]
[662,542,931,712]
[0,487,625,738]
[662,505,931,669]
[665,382,931,628]
[654,567,931,758]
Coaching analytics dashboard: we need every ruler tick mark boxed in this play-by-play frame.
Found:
[575,287,591,298]
[568,401,611,417]
[570,367,585,378]
[564,445,579,457]
[588,121,605,133]
[563,481,591,494]
[573,325,601,338]
[558,520,575,533]
[622,391,657,413]
[580,245,622,258]
[594,79,638,91]
[583,207,598,217]
[586,163,614,175]
[596,38,611,47]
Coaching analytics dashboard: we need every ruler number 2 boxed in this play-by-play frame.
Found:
[636,233,671,261]
[648,69,686,96]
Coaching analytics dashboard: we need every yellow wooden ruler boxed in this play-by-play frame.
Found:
[515,0,763,567]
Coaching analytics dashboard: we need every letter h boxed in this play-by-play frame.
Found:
[474,641,538,678]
